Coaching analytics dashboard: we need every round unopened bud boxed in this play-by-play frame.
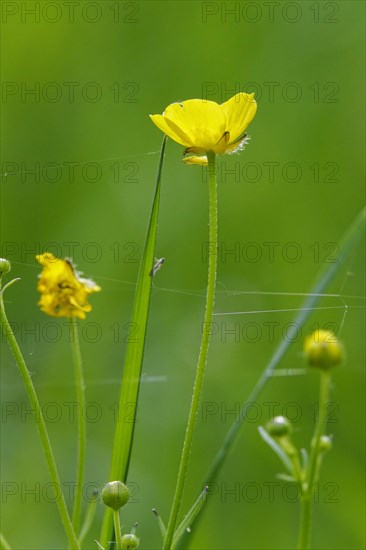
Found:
[266,416,292,438]
[0,258,11,275]
[121,533,139,550]
[101,481,129,510]
[319,435,333,453]
[304,330,343,369]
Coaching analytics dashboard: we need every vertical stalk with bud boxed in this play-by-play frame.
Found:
[297,330,343,549]
[259,329,343,550]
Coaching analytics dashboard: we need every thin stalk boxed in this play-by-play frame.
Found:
[113,510,123,550]
[297,370,330,550]
[290,451,304,486]
[0,285,80,549]
[307,370,331,488]
[162,151,218,549]
[297,493,312,550]
[78,491,99,544]
[70,317,86,534]
[280,437,303,485]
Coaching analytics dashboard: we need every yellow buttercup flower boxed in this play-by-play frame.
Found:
[36,253,101,319]
[150,92,257,165]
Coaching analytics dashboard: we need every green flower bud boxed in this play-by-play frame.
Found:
[319,435,333,453]
[121,533,139,550]
[0,258,11,275]
[101,481,129,510]
[266,416,292,438]
[304,330,343,369]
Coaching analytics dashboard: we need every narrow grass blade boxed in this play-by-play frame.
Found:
[258,426,293,474]
[99,137,167,548]
[0,533,12,550]
[205,207,365,483]
[185,206,366,542]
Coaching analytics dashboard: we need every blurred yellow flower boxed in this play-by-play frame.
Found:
[36,253,100,319]
[150,92,257,165]
[304,329,343,369]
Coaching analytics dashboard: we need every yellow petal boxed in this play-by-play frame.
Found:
[182,155,208,166]
[149,114,192,147]
[36,252,58,265]
[221,93,257,143]
[184,146,207,155]
[163,99,226,150]
[213,131,230,154]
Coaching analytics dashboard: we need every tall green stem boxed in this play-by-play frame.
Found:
[297,370,330,549]
[163,152,218,549]
[70,318,86,534]
[0,283,80,549]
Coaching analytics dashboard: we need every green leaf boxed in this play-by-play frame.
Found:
[172,486,209,549]
[276,473,296,482]
[258,426,293,474]
[152,508,167,539]
[99,137,167,548]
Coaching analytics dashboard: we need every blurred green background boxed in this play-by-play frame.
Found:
[1,1,365,549]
